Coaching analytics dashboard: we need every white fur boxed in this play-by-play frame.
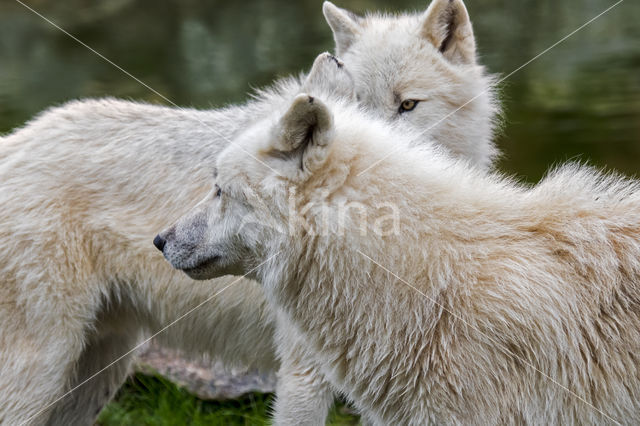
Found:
[0,98,279,425]
[162,93,640,425]
[0,0,499,423]
[276,1,500,421]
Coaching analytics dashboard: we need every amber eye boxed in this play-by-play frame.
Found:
[215,184,222,197]
[399,99,419,113]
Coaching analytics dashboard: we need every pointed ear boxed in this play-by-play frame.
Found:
[272,94,334,176]
[302,52,356,101]
[323,1,361,56]
[421,0,476,65]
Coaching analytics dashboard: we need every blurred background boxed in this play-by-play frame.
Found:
[1,0,639,424]
[1,0,639,181]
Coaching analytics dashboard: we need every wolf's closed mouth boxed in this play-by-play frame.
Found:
[182,255,221,273]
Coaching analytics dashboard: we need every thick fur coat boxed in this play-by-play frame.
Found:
[161,91,640,425]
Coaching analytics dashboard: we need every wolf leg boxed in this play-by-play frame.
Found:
[272,312,335,426]
[46,325,140,425]
[273,358,334,426]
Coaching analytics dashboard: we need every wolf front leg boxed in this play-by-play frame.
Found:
[273,356,334,425]
[272,313,335,426]
[0,310,89,425]
[46,317,141,425]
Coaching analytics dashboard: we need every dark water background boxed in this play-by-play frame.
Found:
[1,0,639,182]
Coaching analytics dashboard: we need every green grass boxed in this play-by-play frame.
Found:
[97,373,360,426]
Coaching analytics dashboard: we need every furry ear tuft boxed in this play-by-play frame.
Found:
[273,94,334,175]
[421,0,476,65]
[302,52,356,101]
[323,1,361,56]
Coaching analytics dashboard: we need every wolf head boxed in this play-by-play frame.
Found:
[155,54,369,280]
[157,94,380,281]
[323,0,500,169]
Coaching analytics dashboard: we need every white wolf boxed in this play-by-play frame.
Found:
[158,89,640,425]
[0,0,497,424]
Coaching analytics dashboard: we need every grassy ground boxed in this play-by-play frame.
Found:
[97,373,360,426]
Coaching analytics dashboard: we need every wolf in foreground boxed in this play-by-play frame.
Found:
[159,86,640,424]
[0,0,497,424]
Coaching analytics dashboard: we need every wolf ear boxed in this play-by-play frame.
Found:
[302,52,356,101]
[272,94,334,177]
[421,0,476,65]
[323,1,361,56]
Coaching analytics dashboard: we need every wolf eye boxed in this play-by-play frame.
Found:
[399,99,419,113]
[215,185,222,197]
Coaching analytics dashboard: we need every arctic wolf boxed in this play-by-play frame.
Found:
[158,90,640,425]
[0,0,496,423]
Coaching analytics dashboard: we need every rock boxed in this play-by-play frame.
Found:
[134,342,277,400]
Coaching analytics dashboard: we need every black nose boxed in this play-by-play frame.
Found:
[153,234,166,252]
